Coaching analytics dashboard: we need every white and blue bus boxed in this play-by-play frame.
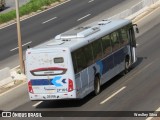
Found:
[26,19,138,100]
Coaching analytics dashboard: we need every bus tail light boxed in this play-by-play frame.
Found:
[28,81,34,93]
[68,79,73,92]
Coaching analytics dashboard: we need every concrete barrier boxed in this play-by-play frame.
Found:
[109,0,160,20]
[0,65,26,87]
[0,67,10,79]
[0,67,13,87]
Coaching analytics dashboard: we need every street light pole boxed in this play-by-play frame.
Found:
[15,0,24,73]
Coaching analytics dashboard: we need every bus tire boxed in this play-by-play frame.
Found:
[124,57,130,74]
[94,76,100,95]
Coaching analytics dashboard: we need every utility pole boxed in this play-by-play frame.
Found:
[15,0,24,73]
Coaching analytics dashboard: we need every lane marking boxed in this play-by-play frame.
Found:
[0,0,71,30]
[88,0,94,3]
[33,101,43,107]
[100,86,126,104]
[42,17,57,24]
[77,14,91,21]
[146,107,160,120]
[10,41,32,52]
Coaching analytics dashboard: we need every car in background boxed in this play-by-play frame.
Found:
[0,0,5,11]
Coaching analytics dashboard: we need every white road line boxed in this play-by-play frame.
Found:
[100,86,126,104]
[0,0,71,30]
[88,0,94,3]
[10,41,32,52]
[77,14,91,21]
[42,17,57,24]
[32,101,43,107]
[146,107,160,120]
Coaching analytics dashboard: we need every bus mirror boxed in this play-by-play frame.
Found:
[136,27,139,33]
[133,24,139,34]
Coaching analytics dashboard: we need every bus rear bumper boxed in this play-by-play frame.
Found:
[29,92,77,100]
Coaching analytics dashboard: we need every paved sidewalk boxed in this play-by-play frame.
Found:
[0,0,30,13]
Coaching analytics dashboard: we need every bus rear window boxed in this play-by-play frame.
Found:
[54,57,64,63]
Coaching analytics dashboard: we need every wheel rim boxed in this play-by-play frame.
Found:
[126,61,129,69]
[125,59,130,73]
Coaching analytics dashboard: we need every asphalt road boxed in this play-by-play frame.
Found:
[0,0,128,61]
[1,6,160,120]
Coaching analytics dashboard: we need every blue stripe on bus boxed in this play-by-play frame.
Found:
[96,61,103,75]
[30,77,65,86]
[31,79,53,86]
[100,47,127,75]
[51,76,62,87]
[101,55,114,75]
[31,79,54,86]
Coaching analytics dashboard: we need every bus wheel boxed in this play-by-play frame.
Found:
[124,58,130,74]
[94,76,100,95]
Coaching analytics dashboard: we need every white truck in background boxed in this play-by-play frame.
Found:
[0,0,5,11]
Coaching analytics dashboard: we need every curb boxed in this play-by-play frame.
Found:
[0,65,26,89]
[133,3,160,23]
[0,82,27,97]
[0,82,28,111]
[0,67,13,87]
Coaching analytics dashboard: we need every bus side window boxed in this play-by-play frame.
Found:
[75,48,87,73]
[92,39,103,61]
[111,32,120,52]
[71,52,78,74]
[101,35,112,57]
[83,44,94,66]
[119,28,129,47]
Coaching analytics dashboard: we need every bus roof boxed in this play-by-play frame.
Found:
[32,19,132,52]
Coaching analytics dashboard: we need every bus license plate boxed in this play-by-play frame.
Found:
[47,95,56,99]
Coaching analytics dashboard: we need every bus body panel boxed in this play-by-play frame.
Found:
[73,37,134,98]
[26,48,76,100]
[78,65,96,98]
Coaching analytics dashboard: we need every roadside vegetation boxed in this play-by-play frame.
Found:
[0,0,60,24]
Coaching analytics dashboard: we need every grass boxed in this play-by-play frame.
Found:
[0,0,60,24]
